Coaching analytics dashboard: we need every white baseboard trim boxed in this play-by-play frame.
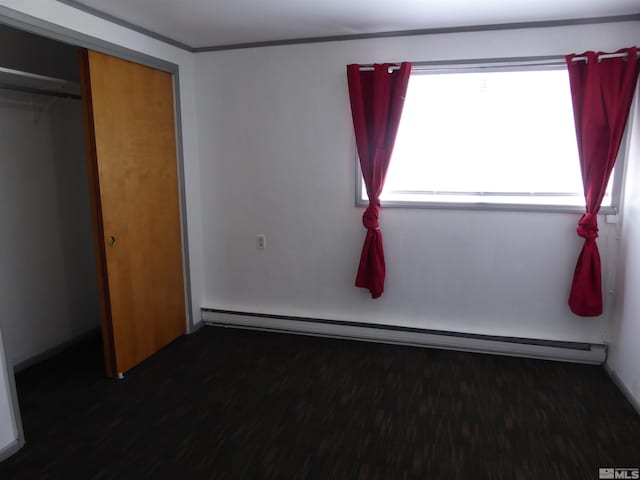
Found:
[604,365,640,417]
[201,309,607,365]
[0,439,23,463]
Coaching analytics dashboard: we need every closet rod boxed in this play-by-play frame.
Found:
[0,83,81,99]
[0,66,81,99]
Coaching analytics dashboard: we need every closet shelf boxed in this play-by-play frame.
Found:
[0,66,81,99]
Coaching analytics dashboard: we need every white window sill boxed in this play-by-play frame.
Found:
[355,198,617,215]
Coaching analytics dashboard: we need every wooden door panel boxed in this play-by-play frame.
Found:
[80,50,186,375]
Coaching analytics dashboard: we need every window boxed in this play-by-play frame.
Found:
[357,62,621,212]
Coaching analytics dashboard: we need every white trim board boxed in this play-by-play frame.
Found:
[202,309,607,364]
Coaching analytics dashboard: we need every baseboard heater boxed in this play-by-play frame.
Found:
[201,308,606,365]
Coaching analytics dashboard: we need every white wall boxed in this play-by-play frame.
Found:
[608,90,640,409]
[196,21,640,344]
[0,0,205,330]
[0,90,99,366]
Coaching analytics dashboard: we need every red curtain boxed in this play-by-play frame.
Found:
[566,47,639,316]
[347,63,411,298]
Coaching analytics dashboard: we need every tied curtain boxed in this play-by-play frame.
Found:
[347,62,411,298]
[566,47,640,316]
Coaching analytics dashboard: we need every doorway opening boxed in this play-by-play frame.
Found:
[0,12,192,459]
[0,24,103,376]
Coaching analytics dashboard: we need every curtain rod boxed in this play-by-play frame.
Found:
[357,56,566,71]
[359,64,400,72]
[357,51,639,70]
[571,51,640,62]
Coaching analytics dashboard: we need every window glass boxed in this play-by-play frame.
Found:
[359,65,616,209]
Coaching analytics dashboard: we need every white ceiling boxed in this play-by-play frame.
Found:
[69,0,640,49]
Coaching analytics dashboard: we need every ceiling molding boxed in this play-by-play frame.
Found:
[55,1,640,54]
[55,0,195,52]
[194,13,640,52]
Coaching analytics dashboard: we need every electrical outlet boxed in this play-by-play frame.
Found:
[256,234,266,250]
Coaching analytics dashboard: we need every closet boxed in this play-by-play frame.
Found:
[0,22,188,380]
[0,25,101,371]
[0,19,188,461]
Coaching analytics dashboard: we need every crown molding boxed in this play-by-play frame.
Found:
[194,14,640,52]
[54,2,640,54]
[56,0,195,51]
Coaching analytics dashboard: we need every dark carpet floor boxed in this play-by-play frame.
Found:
[0,326,639,479]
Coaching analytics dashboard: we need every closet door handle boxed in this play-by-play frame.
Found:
[107,236,116,246]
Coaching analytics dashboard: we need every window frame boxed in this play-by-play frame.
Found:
[354,56,627,215]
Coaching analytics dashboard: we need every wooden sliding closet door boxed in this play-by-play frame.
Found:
[80,50,186,377]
